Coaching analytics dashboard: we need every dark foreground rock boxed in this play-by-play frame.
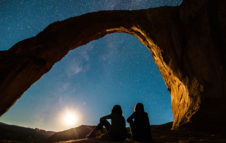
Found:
[56,122,226,143]
[1,122,226,143]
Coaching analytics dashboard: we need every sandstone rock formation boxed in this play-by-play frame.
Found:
[0,0,225,133]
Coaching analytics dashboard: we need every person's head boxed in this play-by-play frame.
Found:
[134,103,144,113]
[111,105,122,115]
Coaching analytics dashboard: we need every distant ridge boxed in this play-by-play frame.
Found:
[0,122,55,143]
[0,122,95,143]
[48,125,95,142]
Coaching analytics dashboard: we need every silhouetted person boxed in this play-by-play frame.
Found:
[87,105,127,141]
[127,103,152,142]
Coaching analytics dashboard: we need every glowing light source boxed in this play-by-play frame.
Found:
[61,108,80,126]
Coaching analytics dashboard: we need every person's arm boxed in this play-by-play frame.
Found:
[100,114,111,122]
[127,112,135,123]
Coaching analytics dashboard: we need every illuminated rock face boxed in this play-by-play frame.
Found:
[0,0,225,131]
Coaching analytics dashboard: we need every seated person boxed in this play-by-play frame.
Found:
[127,103,152,142]
[87,105,127,141]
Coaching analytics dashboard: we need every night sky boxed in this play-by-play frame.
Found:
[0,0,182,131]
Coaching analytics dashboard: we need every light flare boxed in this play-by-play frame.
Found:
[61,108,80,127]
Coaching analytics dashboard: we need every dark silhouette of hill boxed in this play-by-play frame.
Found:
[0,122,95,143]
[48,125,95,142]
[0,122,55,143]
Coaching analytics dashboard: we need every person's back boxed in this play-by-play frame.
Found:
[131,112,151,141]
[87,105,127,141]
[109,113,127,140]
[127,103,152,142]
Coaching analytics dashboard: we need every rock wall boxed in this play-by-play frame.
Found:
[0,0,225,132]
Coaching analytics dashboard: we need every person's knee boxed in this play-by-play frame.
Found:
[100,119,107,124]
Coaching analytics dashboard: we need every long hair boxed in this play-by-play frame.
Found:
[111,105,122,115]
[134,103,144,113]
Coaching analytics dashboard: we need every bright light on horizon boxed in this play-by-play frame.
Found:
[61,108,81,127]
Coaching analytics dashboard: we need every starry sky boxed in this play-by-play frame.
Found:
[0,0,182,131]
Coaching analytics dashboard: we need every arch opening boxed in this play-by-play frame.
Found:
[0,33,173,131]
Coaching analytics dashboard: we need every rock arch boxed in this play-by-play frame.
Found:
[0,0,225,131]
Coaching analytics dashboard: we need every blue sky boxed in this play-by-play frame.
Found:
[0,0,182,131]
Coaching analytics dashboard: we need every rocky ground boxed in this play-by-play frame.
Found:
[1,122,226,143]
[57,135,226,143]
[56,123,226,143]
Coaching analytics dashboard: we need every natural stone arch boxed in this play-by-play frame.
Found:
[0,0,225,131]
[0,7,197,129]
